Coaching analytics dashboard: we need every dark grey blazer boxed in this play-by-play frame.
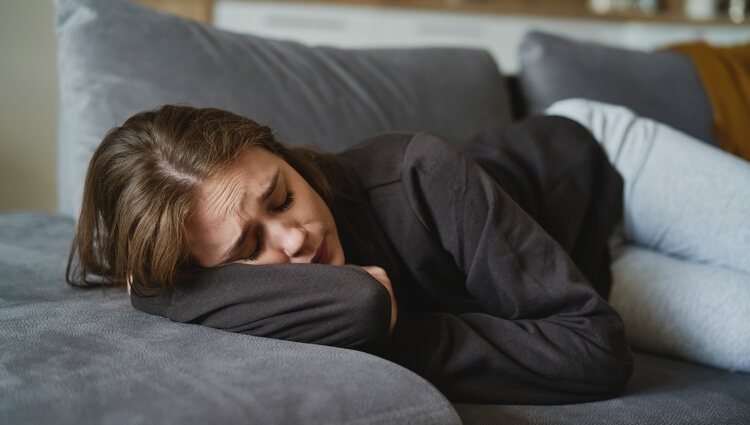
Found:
[133,116,633,404]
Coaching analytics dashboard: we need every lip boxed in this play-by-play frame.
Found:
[312,237,327,264]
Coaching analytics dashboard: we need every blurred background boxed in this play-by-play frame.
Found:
[1,0,748,214]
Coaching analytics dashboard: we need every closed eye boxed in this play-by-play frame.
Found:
[273,191,294,213]
[241,192,295,262]
[243,231,263,262]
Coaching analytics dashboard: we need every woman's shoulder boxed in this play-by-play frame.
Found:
[338,132,461,190]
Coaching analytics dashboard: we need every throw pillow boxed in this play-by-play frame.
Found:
[519,31,714,146]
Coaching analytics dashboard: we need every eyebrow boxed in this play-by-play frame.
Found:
[221,169,280,262]
[257,169,281,204]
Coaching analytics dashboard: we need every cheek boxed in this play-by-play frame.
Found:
[298,196,327,226]
[293,178,331,223]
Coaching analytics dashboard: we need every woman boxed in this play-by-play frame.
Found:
[67,103,634,404]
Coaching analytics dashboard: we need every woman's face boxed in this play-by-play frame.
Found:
[185,147,345,268]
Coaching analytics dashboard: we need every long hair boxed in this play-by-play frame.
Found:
[66,105,356,298]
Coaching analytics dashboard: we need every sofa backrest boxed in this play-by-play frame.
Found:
[54,0,513,219]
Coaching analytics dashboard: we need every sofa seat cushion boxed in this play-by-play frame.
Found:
[455,350,750,425]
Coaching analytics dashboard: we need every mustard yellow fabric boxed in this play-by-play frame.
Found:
[670,41,750,161]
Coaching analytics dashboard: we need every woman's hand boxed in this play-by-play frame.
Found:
[359,266,398,337]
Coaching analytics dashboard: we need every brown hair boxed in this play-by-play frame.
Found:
[66,104,356,298]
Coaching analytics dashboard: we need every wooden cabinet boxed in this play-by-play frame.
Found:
[137,0,213,22]
[135,0,749,73]
[212,1,750,73]
[138,0,750,25]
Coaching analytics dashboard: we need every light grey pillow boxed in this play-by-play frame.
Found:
[54,0,512,219]
[518,31,714,146]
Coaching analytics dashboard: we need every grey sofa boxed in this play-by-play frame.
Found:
[1,0,748,423]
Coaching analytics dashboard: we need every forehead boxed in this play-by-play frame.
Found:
[186,148,280,253]
[200,147,278,210]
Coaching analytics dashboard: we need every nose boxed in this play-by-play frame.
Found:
[264,219,307,262]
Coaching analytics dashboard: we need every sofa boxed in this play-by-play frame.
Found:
[1,0,748,423]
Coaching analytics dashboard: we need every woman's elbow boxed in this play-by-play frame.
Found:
[337,267,394,352]
[583,322,635,398]
[596,349,634,396]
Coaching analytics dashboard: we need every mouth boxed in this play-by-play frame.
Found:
[311,237,327,264]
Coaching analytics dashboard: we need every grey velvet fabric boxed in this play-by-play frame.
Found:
[0,212,461,425]
[518,31,715,145]
[54,0,512,219]
[4,212,750,423]
[456,351,750,425]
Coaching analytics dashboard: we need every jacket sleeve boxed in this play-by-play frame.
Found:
[376,132,634,404]
[131,263,393,354]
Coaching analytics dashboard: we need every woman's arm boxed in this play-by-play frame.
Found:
[360,265,398,337]
[375,130,634,404]
[131,263,394,354]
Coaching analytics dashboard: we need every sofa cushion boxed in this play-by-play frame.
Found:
[54,0,512,219]
[518,31,714,145]
[455,350,750,425]
[0,212,461,425]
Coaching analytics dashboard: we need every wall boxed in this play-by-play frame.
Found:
[0,0,58,214]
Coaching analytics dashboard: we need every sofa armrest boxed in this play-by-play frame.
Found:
[0,212,461,425]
